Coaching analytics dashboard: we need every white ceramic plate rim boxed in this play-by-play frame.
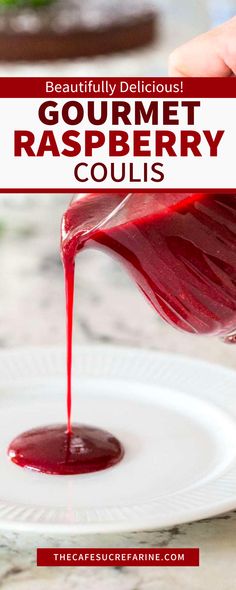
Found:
[0,345,236,534]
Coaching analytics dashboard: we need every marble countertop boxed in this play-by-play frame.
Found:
[0,194,236,589]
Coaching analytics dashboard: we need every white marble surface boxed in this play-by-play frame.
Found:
[0,194,236,589]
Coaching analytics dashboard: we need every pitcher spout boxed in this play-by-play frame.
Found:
[61,193,129,259]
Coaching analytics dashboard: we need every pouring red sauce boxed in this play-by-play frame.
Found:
[8,193,236,474]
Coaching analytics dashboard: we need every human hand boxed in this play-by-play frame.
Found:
[169,16,236,76]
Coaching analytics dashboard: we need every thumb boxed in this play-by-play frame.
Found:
[169,16,236,77]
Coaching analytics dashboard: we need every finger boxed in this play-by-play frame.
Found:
[169,16,236,77]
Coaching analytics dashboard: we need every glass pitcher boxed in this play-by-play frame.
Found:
[61,193,236,342]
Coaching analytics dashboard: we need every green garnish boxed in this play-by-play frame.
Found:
[0,0,54,7]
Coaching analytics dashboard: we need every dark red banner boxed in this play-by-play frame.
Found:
[0,77,235,98]
[37,548,200,567]
[1,188,235,194]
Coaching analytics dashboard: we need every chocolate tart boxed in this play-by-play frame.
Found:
[0,0,157,61]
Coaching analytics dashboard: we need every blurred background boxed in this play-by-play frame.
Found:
[0,0,234,75]
[0,0,236,370]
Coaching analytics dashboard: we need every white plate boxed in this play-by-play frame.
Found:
[0,345,236,534]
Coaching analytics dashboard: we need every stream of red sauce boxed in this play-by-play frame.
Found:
[8,193,236,474]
